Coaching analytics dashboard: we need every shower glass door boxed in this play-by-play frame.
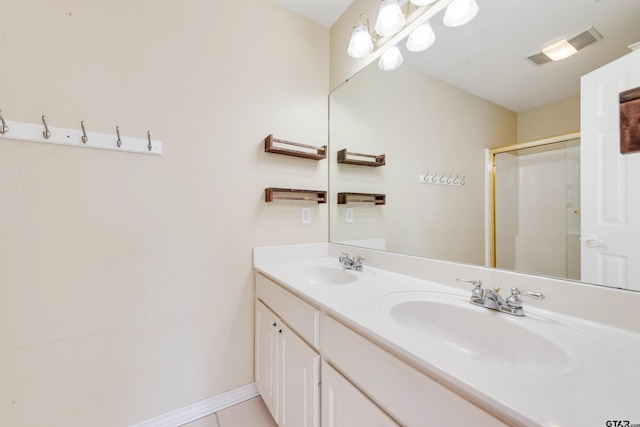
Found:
[493,138,581,280]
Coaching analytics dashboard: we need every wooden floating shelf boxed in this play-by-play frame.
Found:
[337,192,386,205]
[265,188,327,204]
[264,134,326,160]
[337,149,385,167]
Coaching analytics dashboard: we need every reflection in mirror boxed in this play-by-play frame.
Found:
[329,1,640,292]
[330,62,515,266]
[494,137,581,281]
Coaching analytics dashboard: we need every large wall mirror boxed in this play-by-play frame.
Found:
[329,0,640,291]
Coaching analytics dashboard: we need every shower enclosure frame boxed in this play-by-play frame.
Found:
[486,131,581,269]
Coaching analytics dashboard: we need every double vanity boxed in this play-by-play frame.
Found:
[253,243,640,426]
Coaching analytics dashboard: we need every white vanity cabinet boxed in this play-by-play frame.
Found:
[255,271,509,427]
[255,274,320,427]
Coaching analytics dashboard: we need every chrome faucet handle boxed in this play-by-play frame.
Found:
[506,287,545,309]
[510,287,545,300]
[339,252,350,261]
[456,277,483,287]
[353,255,366,262]
[457,277,484,298]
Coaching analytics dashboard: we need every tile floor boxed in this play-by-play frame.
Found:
[181,396,277,427]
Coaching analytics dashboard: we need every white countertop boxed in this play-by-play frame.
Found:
[255,256,640,427]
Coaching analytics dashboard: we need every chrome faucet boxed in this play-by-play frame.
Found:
[339,252,365,271]
[457,278,545,316]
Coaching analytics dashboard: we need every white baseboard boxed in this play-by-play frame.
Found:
[130,383,259,427]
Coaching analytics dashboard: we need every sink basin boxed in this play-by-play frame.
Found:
[289,266,360,285]
[382,292,576,373]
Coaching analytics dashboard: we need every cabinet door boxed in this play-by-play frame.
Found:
[322,362,400,427]
[279,324,320,427]
[255,301,279,422]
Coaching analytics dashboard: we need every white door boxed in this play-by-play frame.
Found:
[255,301,279,421]
[279,324,320,427]
[580,48,640,290]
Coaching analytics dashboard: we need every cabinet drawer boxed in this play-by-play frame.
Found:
[256,273,320,349]
[322,315,508,427]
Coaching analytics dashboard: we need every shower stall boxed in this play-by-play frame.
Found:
[490,135,581,280]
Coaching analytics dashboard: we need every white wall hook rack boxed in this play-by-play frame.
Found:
[0,119,162,155]
[419,172,465,187]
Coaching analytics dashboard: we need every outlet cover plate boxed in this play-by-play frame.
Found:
[301,207,311,225]
[346,208,354,223]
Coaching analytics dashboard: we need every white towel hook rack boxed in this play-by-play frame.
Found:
[0,109,162,155]
[419,171,465,187]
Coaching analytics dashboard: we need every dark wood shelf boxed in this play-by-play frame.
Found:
[337,192,386,205]
[265,188,327,204]
[264,134,327,160]
[337,149,385,167]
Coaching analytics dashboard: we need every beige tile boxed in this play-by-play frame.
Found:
[181,413,220,427]
[217,396,277,427]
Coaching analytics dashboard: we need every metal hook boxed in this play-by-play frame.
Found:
[80,121,88,144]
[460,176,466,185]
[42,115,51,139]
[447,174,453,184]
[147,131,152,151]
[453,174,460,185]
[116,126,122,147]
[0,109,9,134]
[439,173,446,183]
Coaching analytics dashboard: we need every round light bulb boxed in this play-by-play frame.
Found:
[406,22,436,52]
[448,0,470,19]
[347,25,373,58]
[443,0,479,27]
[375,0,405,37]
[378,46,403,71]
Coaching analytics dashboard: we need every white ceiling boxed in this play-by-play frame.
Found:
[271,0,353,28]
[272,0,640,113]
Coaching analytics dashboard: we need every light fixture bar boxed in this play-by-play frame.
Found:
[372,0,448,52]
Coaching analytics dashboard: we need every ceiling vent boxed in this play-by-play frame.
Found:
[526,26,603,65]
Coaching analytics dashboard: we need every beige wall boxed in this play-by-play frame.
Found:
[517,96,580,142]
[330,62,516,266]
[0,1,328,426]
